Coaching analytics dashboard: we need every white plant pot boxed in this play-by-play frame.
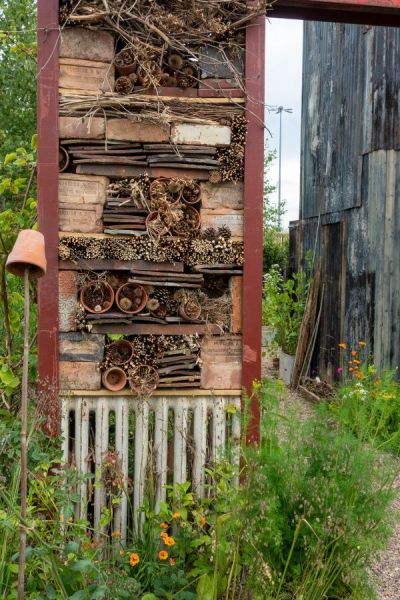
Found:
[279,350,295,385]
[262,326,275,346]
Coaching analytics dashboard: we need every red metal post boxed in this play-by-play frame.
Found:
[243,9,265,445]
[37,1,60,436]
[273,0,400,23]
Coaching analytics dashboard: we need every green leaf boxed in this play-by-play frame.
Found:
[4,152,16,164]
[69,592,88,600]
[31,133,38,150]
[141,595,158,600]
[196,574,214,600]
[70,559,94,573]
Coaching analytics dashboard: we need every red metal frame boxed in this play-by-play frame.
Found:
[37,0,400,439]
[37,1,59,435]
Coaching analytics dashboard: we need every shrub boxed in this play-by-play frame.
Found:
[237,381,398,599]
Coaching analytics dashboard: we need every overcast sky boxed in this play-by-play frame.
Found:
[265,18,303,230]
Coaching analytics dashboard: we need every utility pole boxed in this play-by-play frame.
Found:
[275,106,292,230]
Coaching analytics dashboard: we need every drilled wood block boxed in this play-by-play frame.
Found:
[200,336,242,390]
[200,208,243,238]
[59,361,101,390]
[171,123,231,147]
[59,173,109,206]
[59,333,105,362]
[59,203,103,233]
[200,182,243,210]
[107,119,170,142]
[230,276,243,334]
[59,116,105,139]
[59,58,115,93]
[59,271,78,332]
[60,27,115,62]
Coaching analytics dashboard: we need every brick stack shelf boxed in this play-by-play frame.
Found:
[57,21,247,397]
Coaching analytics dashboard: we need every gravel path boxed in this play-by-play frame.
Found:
[261,352,400,600]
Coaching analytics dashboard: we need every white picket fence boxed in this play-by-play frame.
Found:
[61,395,241,542]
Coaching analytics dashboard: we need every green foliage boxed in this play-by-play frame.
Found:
[237,382,398,599]
[0,141,37,399]
[263,150,289,273]
[325,361,400,455]
[263,265,310,354]
[0,0,37,157]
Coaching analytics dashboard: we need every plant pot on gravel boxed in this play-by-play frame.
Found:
[106,340,134,366]
[116,282,148,314]
[102,367,127,392]
[80,280,114,314]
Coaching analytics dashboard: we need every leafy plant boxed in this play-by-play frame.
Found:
[263,149,289,274]
[263,265,310,355]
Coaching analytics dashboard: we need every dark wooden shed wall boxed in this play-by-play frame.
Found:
[294,21,400,379]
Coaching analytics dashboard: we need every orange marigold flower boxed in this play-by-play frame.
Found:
[351,350,358,357]
[129,552,140,567]
[159,550,169,560]
[160,522,169,529]
[349,368,354,372]
[374,379,380,386]
[338,343,347,350]
[355,371,364,379]
[160,531,168,540]
[169,558,176,566]
[164,536,175,547]
[111,530,121,538]
[353,359,361,365]
[172,512,181,519]
[358,341,367,347]
[200,516,206,527]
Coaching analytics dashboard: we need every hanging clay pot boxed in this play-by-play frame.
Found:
[80,281,114,314]
[102,367,127,392]
[116,282,148,314]
[106,340,134,366]
[179,300,202,321]
[6,230,47,279]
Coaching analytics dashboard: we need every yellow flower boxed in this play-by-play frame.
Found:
[353,359,361,365]
[119,550,125,557]
[129,552,140,567]
[160,522,169,529]
[354,371,364,379]
[358,341,367,347]
[159,550,169,560]
[164,536,175,547]
[169,558,176,566]
[160,531,168,540]
[111,530,121,538]
[349,368,354,372]
[351,351,358,357]
[338,343,347,350]
[172,512,181,519]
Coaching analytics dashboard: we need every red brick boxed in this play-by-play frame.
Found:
[59,271,78,332]
[59,116,105,140]
[200,182,243,210]
[230,276,243,334]
[60,28,114,63]
[59,361,101,391]
[107,119,170,142]
[200,336,242,390]
[59,203,103,233]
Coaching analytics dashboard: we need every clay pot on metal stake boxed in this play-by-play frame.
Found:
[80,281,114,314]
[102,367,127,392]
[116,282,148,314]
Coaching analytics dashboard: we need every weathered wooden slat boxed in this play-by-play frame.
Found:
[76,164,148,177]
[59,259,185,273]
[89,323,221,335]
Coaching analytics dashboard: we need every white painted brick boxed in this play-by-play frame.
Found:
[171,123,231,147]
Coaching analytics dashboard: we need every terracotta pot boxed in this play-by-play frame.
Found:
[80,281,114,314]
[106,340,134,366]
[116,283,148,314]
[172,206,200,238]
[179,300,202,321]
[102,367,127,392]
[6,229,47,279]
[181,181,201,205]
[145,211,169,237]
[150,178,182,207]
[59,146,70,172]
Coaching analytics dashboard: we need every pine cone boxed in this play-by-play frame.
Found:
[202,227,218,241]
[218,225,232,240]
